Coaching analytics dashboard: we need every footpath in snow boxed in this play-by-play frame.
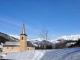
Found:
[3,47,80,60]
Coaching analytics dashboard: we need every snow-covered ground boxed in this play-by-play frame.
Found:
[3,47,80,60]
[4,50,45,60]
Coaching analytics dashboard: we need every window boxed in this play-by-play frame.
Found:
[28,48,29,50]
[7,47,8,49]
[12,47,13,49]
[22,37,23,40]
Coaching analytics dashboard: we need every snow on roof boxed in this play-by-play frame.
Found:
[3,41,20,46]
[3,41,35,47]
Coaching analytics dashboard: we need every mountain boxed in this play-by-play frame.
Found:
[57,35,80,40]
[0,32,80,48]
[30,35,80,48]
[50,35,80,46]
[69,38,80,48]
[9,34,80,48]
[31,40,55,48]
[0,32,19,43]
[9,34,80,43]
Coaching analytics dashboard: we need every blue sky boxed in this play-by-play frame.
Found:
[0,0,80,39]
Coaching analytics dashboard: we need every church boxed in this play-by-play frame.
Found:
[2,24,35,53]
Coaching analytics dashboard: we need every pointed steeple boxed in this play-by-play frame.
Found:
[22,24,25,34]
[21,24,27,36]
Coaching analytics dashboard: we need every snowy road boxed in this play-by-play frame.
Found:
[4,47,80,60]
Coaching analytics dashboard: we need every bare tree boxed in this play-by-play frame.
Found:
[39,27,50,40]
[39,27,51,49]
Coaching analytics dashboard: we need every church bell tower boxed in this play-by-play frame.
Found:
[20,24,27,52]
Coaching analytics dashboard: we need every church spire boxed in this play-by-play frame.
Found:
[22,24,26,34]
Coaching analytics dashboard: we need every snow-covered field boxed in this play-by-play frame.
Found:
[3,47,80,60]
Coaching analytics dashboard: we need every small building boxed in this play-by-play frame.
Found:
[3,24,35,53]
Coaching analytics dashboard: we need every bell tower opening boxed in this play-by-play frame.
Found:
[22,37,23,40]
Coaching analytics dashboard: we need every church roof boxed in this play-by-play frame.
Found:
[3,45,19,47]
[3,41,35,47]
[3,41,20,47]
[4,41,20,46]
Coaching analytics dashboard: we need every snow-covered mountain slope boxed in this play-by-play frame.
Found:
[57,34,80,40]
[31,40,55,48]
[0,32,19,42]
[11,34,80,42]
[10,34,80,47]
[50,34,80,44]
[3,47,80,60]
[10,35,20,40]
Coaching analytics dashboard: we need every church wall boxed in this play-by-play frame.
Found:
[27,47,35,50]
[20,40,26,52]
[3,47,20,53]
[3,46,35,53]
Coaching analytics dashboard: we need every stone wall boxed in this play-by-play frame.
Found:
[27,47,35,50]
[3,47,19,53]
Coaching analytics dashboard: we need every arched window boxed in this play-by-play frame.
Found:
[22,37,23,40]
